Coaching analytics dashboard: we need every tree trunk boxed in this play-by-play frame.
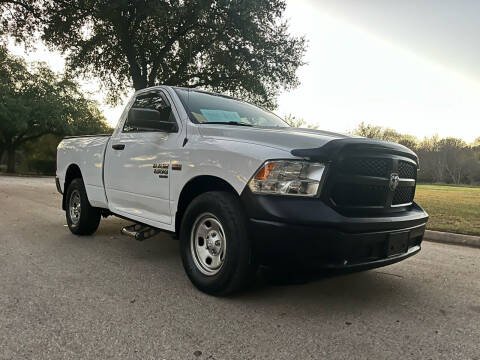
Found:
[132,71,148,90]
[7,146,15,173]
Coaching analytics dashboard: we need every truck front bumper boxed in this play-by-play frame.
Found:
[241,190,428,269]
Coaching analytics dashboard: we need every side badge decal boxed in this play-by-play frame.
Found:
[153,162,169,178]
[172,163,182,171]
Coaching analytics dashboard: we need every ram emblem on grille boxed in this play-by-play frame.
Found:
[389,172,400,191]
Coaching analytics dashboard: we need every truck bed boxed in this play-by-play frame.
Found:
[57,135,111,208]
[63,134,112,139]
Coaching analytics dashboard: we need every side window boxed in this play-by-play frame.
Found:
[123,91,178,133]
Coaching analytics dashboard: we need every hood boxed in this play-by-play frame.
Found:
[197,125,350,152]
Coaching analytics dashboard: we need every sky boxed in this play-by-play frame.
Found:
[8,0,480,142]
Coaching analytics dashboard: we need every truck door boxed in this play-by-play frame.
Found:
[104,90,181,225]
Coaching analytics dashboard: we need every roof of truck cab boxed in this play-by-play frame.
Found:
[134,85,237,101]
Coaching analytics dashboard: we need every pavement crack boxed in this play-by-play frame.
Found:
[373,270,404,278]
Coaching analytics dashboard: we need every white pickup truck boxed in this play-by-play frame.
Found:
[56,85,428,295]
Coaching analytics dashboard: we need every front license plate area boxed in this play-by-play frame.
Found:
[387,231,409,256]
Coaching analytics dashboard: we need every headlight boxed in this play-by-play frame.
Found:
[248,160,326,197]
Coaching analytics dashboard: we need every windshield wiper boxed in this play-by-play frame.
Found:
[205,121,253,127]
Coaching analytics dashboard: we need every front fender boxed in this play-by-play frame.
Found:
[170,138,293,214]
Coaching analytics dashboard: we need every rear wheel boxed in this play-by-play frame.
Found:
[180,191,256,295]
[65,178,101,235]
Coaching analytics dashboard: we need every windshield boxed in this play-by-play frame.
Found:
[174,88,289,127]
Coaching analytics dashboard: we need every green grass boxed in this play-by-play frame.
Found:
[415,184,480,236]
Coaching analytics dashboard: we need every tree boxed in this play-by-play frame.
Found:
[283,114,318,129]
[437,137,469,185]
[0,0,41,42]
[353,122,384,139]
[2,0,306,108]
[353,122,419,150]
[0,47,110,172]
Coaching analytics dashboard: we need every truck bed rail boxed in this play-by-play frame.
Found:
[63,134,111,139]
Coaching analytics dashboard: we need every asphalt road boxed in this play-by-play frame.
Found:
[0,176,479,360]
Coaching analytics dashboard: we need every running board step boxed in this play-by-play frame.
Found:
[121,224,159,241]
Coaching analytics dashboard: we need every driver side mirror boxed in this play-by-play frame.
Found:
[127,107,178,133]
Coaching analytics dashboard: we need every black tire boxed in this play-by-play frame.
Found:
[65,178,101,235]
[180,191,256,296]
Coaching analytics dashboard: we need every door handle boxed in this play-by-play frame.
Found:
[112,144,125,150]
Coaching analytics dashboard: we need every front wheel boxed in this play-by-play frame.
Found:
[65,178,101,235]
[180,191,256,295]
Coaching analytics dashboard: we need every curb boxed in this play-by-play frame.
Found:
[0,173,54,178]
[424,230,480,249]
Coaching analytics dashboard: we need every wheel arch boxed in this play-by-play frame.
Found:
[62,163,83,210]
[175,175,241,236]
